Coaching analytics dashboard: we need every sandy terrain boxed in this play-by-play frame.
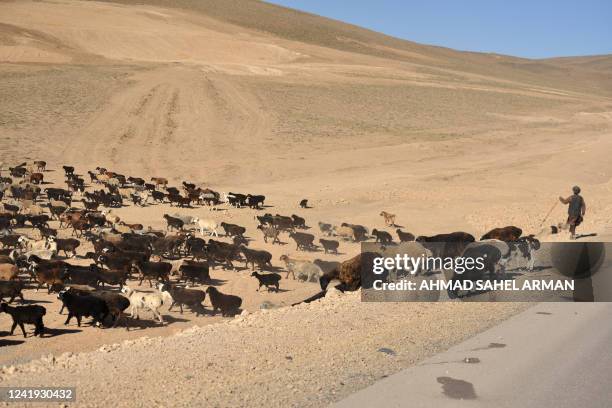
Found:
[0,0,611,406]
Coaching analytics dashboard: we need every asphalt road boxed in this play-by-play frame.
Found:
[333,302,612,408]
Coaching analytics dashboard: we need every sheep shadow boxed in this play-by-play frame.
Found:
[231,265,252,273]
[204,278,227,286]
[321,251,345,256]
[44,328,82,338]
[19,299,53,305]
[258,288,291,293]
[0,339,25,347]
[127,315,190,330]
[291,245,320,253]
[246,265,285,274]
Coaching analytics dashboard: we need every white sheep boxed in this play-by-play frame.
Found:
[22,247,57,260]
[196,218,219,237]
[171,213,198,226]
[101,210,120,227]
[121,287,169,324]
[18,236,48,251]
[279,255,323,282]
[332,225,355,241]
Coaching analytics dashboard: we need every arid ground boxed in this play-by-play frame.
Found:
[0,0,611,406]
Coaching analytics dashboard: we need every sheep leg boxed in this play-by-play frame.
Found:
[154,309,164,324]
[168,302,174,312]
[19,323,27,338]
[64,313,73,325]
[179,303,183,314]
[10,321,17,335]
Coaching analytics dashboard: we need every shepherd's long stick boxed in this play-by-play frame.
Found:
[540,200,559,227]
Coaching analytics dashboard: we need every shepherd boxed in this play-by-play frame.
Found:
[559,186,586,239]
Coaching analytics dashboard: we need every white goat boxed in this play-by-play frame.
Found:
[279,255,323,281]
[101,210,120,227]
[121,287,169,324]
[196,218,219,237]
[18,236,50,251]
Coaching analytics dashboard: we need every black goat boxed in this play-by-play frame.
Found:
[240,246,273,270]
[291,214,306,229]
[251,272,281,292]
[132,261,171,287]
[0,302,46,337]
[319,238,339,254]
[289,232,315,251]
[163,214,184,231]
[58,290,108,327]
[396,229,415,242]
[52,238,80,258]
[372,229,393,244]
[0,281,24,303]
[246,194,265,209]
[158,282,206,315]
[178,261,210,285]
[220,222,246,238]
[206,287,242,317]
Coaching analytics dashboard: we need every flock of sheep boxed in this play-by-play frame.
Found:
[0,160,540,340]
[0,161,413,339]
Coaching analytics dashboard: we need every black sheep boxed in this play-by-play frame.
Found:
[246,194,265,209]
[92,291,130,328]
[132,261,171,287]
[58,290,108,327]
[158,282,206,315]
[64,264,99,287]
[0,302,46,338]
[240,246,273,271]
[220,222,246,238]
[52,237,80,258]
[396,229,415,242]
[206,240,239,270]
[288,232,315,251]
[291,214,307,229]
[178,262,210,285]
[62,165,75,176]
[372,229,393,244]
[319,239,339,254]
[251,272,281,292]
[206,287,242,317]
[0,280,24,303]
[163,214,184,231]
[0,234,22,249]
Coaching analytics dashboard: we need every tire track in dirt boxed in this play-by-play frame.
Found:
[56,65,273,184]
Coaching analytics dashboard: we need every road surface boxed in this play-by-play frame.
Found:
[334,302,612,408]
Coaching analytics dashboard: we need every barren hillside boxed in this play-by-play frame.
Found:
[0,1,611,406]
